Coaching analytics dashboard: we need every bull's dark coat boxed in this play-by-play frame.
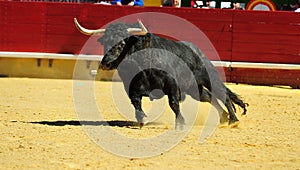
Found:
[98,22,141,53]
[100,33,247,128]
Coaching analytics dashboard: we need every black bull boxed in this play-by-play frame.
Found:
[73,18,247,128]
[99,33,248,129]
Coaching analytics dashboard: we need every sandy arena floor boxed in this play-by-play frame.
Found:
[0,78,299,169]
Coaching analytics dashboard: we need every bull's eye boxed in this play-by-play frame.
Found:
[118,41,126,49]
[117,46,123,51]
[121,40,126,46]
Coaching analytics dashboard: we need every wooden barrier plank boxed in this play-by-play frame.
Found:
[5,2,46,24]
[45,35,101,54]
[232,52,300,64]
[233,23,300,35]
[233,42,299,56]
[233,32,300,46]
[232,42,300,64]
[233,10,300,24]
[0,2,46,52]
[46,2,83,16]
[2,42,45,52]
[47,22,80,36]
[5,23,46,34]
[4,32,44,44]
[231,68,300,87]
[169,8,233,22]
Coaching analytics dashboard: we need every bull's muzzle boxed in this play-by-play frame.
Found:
[99,63,112,70]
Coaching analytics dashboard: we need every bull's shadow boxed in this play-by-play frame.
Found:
[30,120,139,128]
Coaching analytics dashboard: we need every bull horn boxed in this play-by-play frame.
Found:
[127,19,148,35]
[74,18,105,36]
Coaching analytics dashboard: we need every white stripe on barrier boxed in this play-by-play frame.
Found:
[0,51,299,70]
[229,61,300,70]
[0,51,103,61]
[211,61,300,70]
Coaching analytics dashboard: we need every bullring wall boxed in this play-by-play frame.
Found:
[0,1,299,87]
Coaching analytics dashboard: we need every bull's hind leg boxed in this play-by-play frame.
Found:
[190,88,229,124]
[168,95,185,130]
[224,95,239,126]
[199,89,229,124]
[131,97,147,129]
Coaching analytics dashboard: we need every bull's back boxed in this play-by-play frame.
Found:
[149,34,225,90]
[149,35,202,70]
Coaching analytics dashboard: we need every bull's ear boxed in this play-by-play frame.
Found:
[145,33,151,42]
[145,33,151,38]
[127,35,139,44]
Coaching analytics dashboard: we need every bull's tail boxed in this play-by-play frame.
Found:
[226,87,248,115]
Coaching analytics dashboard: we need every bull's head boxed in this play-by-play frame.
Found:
[74,18,148,53]
[99,35,140,70]
[100,31,153,71]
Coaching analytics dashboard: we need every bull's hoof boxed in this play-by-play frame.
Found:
[220,112,229,124]
[175,123,184,130]
[139,123,144,129]
[137,118,149,129]
[175,118,185,130]
[175,119,185,130]
[228,120,239,128]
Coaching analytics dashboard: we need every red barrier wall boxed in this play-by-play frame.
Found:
[231,11,300,87]
[0,1,299,87]
[232,11,300,64]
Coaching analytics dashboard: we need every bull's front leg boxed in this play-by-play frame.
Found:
[168,95,185,130]
[131,97,147,129]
